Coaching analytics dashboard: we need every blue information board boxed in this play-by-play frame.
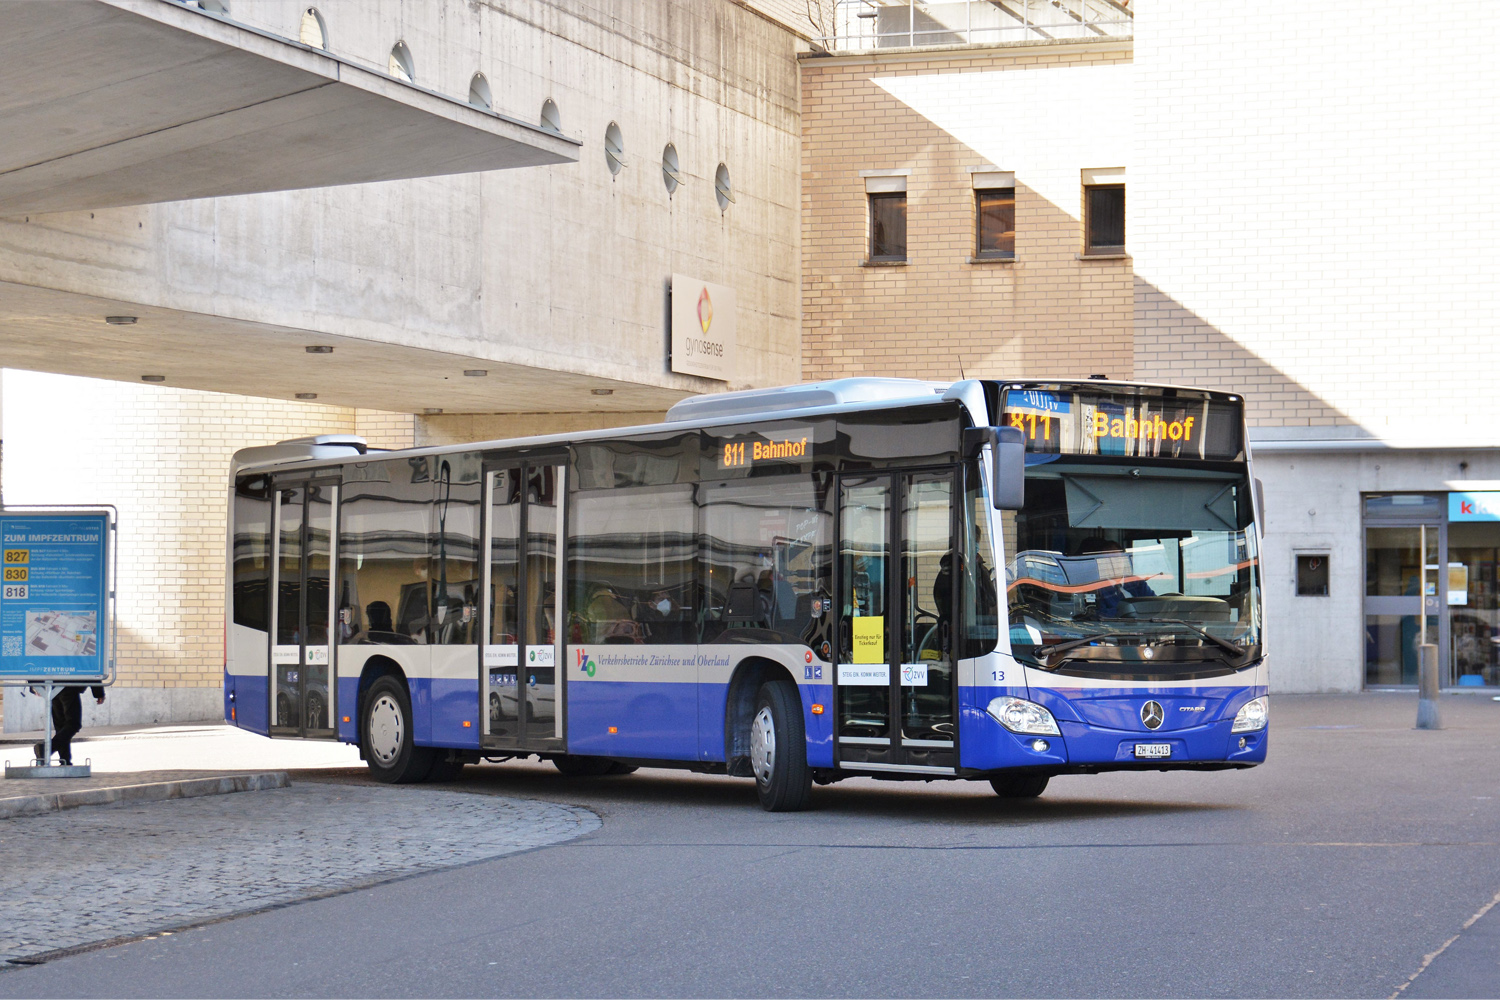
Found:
[0,513,110,680]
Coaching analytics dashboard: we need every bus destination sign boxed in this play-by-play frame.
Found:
[1000,387,1243,461]
[717,427,814,470]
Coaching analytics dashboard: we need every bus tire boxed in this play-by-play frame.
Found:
[990,774,1049,798]
[361,676,434,784]
[751,680,812,812]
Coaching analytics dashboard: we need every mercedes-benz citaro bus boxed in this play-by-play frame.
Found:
[225,377,1267,811]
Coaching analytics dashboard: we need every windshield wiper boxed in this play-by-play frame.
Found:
[1038,632,1143,666]
[1132,618,1248,657]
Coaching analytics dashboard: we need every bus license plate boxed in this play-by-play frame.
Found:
[1134,743,1171,759]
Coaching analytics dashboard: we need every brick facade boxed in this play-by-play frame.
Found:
[800,42,1134,384]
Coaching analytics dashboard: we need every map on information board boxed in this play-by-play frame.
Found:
[0,513,109,680]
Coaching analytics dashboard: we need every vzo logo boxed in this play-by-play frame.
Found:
[577,648,597,678]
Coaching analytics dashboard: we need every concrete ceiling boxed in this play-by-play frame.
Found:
[0,281,692,415]
[0,0,580,217]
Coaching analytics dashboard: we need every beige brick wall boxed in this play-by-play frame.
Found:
[354,410,417,451]
[801,43,1134,384]
[1,371,381,691]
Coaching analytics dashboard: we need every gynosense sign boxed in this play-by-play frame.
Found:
[0,512,110,680]
[670,274,736,381]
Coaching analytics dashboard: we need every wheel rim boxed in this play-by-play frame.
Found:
[750,705,776,785]
[368,693,403,765]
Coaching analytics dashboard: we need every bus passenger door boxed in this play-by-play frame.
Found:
[835,468,957,775]
[481,463,566,752]
[269,478,339,739]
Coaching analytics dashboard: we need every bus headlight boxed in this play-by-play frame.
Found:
[1231,697,1268,733]
[987,696,1060,736]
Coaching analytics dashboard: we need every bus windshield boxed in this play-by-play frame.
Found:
[1003,461,1261,676]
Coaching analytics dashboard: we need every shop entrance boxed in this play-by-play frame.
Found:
[1363,493,1500,688]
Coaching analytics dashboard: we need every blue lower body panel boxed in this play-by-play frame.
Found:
[226,671,268,735]
[427,677,481,749]
[959,684,1269,771]
[569,680,699,760]
[338,678,359,742]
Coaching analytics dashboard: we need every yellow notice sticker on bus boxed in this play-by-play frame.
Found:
[852,616,884,664]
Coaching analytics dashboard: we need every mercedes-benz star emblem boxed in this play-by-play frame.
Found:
[1141,700,1165,730]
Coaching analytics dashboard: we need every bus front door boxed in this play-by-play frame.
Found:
[269,477,339,738]
[481,463,566,753]
[836,469,957,775]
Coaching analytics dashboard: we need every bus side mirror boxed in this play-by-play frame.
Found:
[964,427,1025,510]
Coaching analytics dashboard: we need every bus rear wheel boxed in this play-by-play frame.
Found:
[990,774,1049,798]
[751,680,811,812]
[361,676,434,784]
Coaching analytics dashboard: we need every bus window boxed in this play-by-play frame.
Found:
[568,484,696,645]
[960,461,999,658]
[337,459,432,645]
[431,456,482,646]
[700,475,832,648]
[232,477,272,634]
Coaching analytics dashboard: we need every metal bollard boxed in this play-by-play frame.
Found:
[1416,642,1441,730]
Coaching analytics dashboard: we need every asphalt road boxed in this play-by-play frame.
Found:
[1,693,1496,999]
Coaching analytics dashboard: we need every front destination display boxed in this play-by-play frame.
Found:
[225,377,1268,811]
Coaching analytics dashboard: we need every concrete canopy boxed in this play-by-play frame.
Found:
[0,0,580,217]
[0,281,692,416]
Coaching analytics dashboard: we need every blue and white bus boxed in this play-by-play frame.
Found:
[226,377,1267,811]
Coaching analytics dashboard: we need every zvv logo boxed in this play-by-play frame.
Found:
[577,649,597,678]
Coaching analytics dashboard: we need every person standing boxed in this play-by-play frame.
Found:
[33,684,105,766]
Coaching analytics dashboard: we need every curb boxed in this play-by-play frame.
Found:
[0,772,290,820]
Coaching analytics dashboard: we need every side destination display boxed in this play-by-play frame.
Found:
[0,513,110,680]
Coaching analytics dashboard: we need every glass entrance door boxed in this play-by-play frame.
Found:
[836,469,957,772]
[1364,521,1444,686]
[270,479,337,737]
[481,463,565,750]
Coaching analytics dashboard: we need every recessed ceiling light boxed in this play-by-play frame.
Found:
[305,345,334,354]
[107,316,138,325]
[140,374,165,382]
[424,407,443,415]
[295,392,318,400]
[463,369,488,377]
[591,388,615,396]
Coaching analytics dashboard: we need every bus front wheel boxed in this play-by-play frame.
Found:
[990,774,1049,799]
[361,676,434,784]
[750,680,812,812]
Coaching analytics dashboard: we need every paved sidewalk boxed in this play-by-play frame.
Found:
[0,784,599,964]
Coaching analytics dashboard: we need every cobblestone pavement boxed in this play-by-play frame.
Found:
[0,784,599,963]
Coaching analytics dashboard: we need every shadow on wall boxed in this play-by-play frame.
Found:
[1133,276,1360,431]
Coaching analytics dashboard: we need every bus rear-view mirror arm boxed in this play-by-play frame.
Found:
[964,426,1025,510]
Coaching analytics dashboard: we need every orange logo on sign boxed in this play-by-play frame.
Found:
[697,287,713,334]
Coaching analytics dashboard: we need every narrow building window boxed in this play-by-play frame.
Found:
[869,193,906,261]
[863,174,908,263]
[972,170,1015,259]
[1083,169,1125,255]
